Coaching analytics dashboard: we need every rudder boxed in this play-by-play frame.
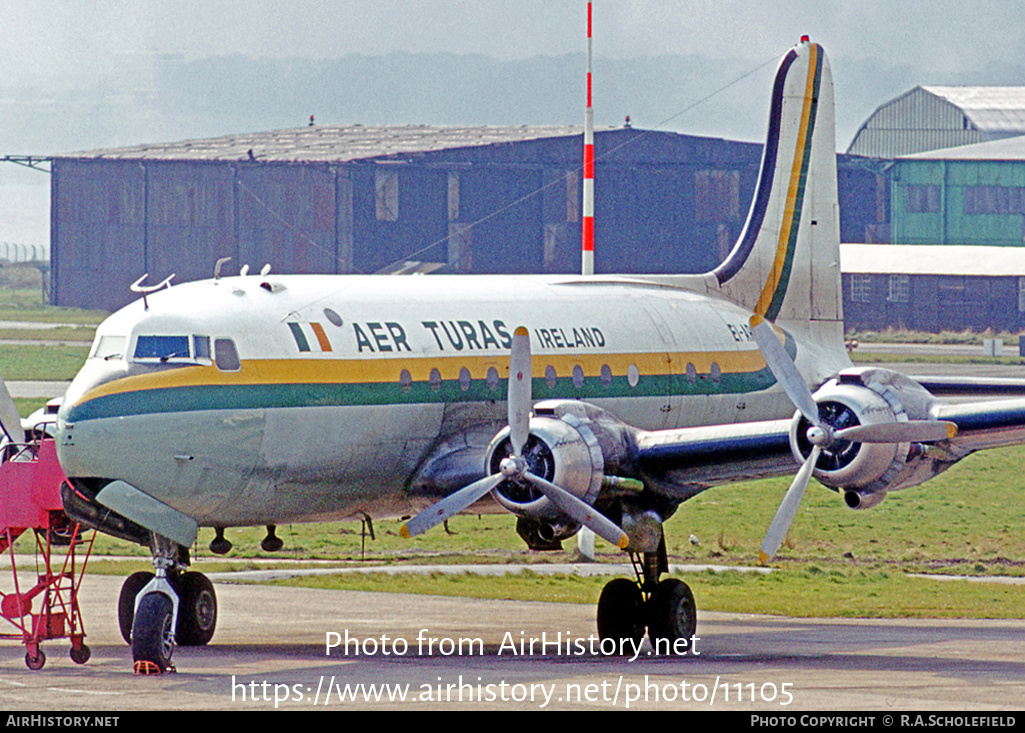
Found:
[709,39,842,345]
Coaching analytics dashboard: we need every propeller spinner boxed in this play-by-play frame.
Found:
[401,327,629,549]
[749,315,955,563]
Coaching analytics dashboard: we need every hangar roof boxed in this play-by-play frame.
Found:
[60,124,598,163]
[901,134,1025,161]
[921,86,1025,134]
[841,243,1025,277]
[847,85,1025,157]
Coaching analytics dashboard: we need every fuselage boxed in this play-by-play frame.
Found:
[55,272,837,527]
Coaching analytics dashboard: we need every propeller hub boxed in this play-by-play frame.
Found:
[499,456,527,479]
[806,425,832,447]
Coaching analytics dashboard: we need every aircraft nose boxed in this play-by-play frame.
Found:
[57,358,130,427]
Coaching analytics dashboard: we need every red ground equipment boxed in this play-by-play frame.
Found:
[0,437,94,670]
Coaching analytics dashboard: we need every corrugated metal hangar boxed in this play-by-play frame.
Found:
[50,123,891,312]
[847,86,1025,158]
[51,124,776,310]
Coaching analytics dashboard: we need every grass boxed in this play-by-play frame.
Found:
[0,344,91,381]
[846,327,1024,346]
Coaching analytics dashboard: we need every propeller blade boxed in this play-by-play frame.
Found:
[759,445,821,564]
[400,473,505,539]
[834,420,957,444]
[0,375,25,444]
[508,327,532,458]
[750,314,821,427]
[523,471,629,549]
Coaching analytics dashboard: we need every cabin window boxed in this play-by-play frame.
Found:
[458,367,472,392]
[627,364,640,388]
[429,368,442,392]
[486,366,500,391]
[710,362,722,383]
[400,369,413,393]
[214,338,241,372]
[323,308,344,327]
[545,366,557,391]
[686,363,697,384]
[134,335,190,362]
[600,364,613,387]
[572,365,585,389]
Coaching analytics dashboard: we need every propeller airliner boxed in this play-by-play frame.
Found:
[4,38,1024,672]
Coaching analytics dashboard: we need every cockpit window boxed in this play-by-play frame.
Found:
[194,335,211,360]
[91,335,127,360]
[134,335,191,361]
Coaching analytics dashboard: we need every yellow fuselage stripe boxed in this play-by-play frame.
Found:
[74,347,769,406]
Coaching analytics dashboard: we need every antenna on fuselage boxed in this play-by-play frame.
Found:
[213,257,232,280]
[130,273,175,310]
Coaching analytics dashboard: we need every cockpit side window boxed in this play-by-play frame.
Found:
[134,335,191,362]
[193,335,211,360]
[214,338,241,372]
[91,335,127,360]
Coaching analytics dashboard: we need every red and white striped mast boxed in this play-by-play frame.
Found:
[581,1,595,276]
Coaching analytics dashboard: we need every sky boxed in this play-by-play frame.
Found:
[2,0,1025,249]
[4,0,1022,69]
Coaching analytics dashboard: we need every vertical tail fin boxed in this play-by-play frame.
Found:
[705,39,842,348]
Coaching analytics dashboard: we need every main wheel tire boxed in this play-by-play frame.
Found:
[173,572,217,646]
[132,592,175,672]
[647,578,697,652]
[118,571,155,644]
[596,578,646,650]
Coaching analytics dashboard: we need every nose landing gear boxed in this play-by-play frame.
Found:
[121,534,218,673]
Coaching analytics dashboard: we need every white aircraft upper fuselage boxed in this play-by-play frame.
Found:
[56,271,829,528]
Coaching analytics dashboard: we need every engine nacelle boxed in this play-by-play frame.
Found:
[486,407,604,521]
[790,367,949,508]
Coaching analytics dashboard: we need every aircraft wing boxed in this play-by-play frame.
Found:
[912,376,1025,397]
[934,397,1025,452]
[634,419,794,500]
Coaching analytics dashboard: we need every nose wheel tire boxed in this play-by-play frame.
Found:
[132,592,175,672]
[118,571,155,644]
[173,572,217,646]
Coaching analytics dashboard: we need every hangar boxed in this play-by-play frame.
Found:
[49,124,771,311]
[847,86,1025,158]
[49,123,890,312]
[841,243,1025,332]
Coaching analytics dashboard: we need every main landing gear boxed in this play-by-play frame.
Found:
[596,538,697,654]
[118,534,217,673]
